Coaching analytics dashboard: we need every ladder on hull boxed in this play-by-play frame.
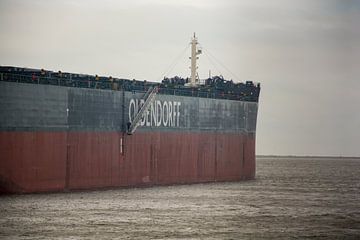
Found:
[127,86,158,135]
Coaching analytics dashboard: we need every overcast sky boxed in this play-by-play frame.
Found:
[1,0,359,156]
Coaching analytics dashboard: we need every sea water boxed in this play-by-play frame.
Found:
[0,157,359,239]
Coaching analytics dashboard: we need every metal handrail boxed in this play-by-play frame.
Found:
[127,86,158,135]
[0,72,259,102]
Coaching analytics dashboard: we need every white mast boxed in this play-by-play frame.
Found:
[190,33,201,86]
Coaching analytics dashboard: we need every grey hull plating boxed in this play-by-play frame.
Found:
[0,81,258,193]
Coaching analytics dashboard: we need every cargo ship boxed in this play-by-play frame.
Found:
[0,35,260,194]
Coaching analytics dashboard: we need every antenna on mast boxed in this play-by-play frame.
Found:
[189,33,201,86]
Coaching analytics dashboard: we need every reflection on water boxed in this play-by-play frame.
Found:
[0,157,359,239]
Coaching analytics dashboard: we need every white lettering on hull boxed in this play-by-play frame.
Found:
[129,99,181,128]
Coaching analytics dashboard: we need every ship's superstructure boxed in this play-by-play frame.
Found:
[189,33,202,86]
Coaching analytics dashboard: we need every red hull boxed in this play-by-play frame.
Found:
[0,131,255,194]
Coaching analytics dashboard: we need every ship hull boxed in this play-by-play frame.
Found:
[0,80,258,194]
[0,131,255,193]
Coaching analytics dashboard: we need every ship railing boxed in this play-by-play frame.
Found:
[0,72,259,102]
[127,85,258,102]
[156,87,259,102]
[0,72,122,90]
